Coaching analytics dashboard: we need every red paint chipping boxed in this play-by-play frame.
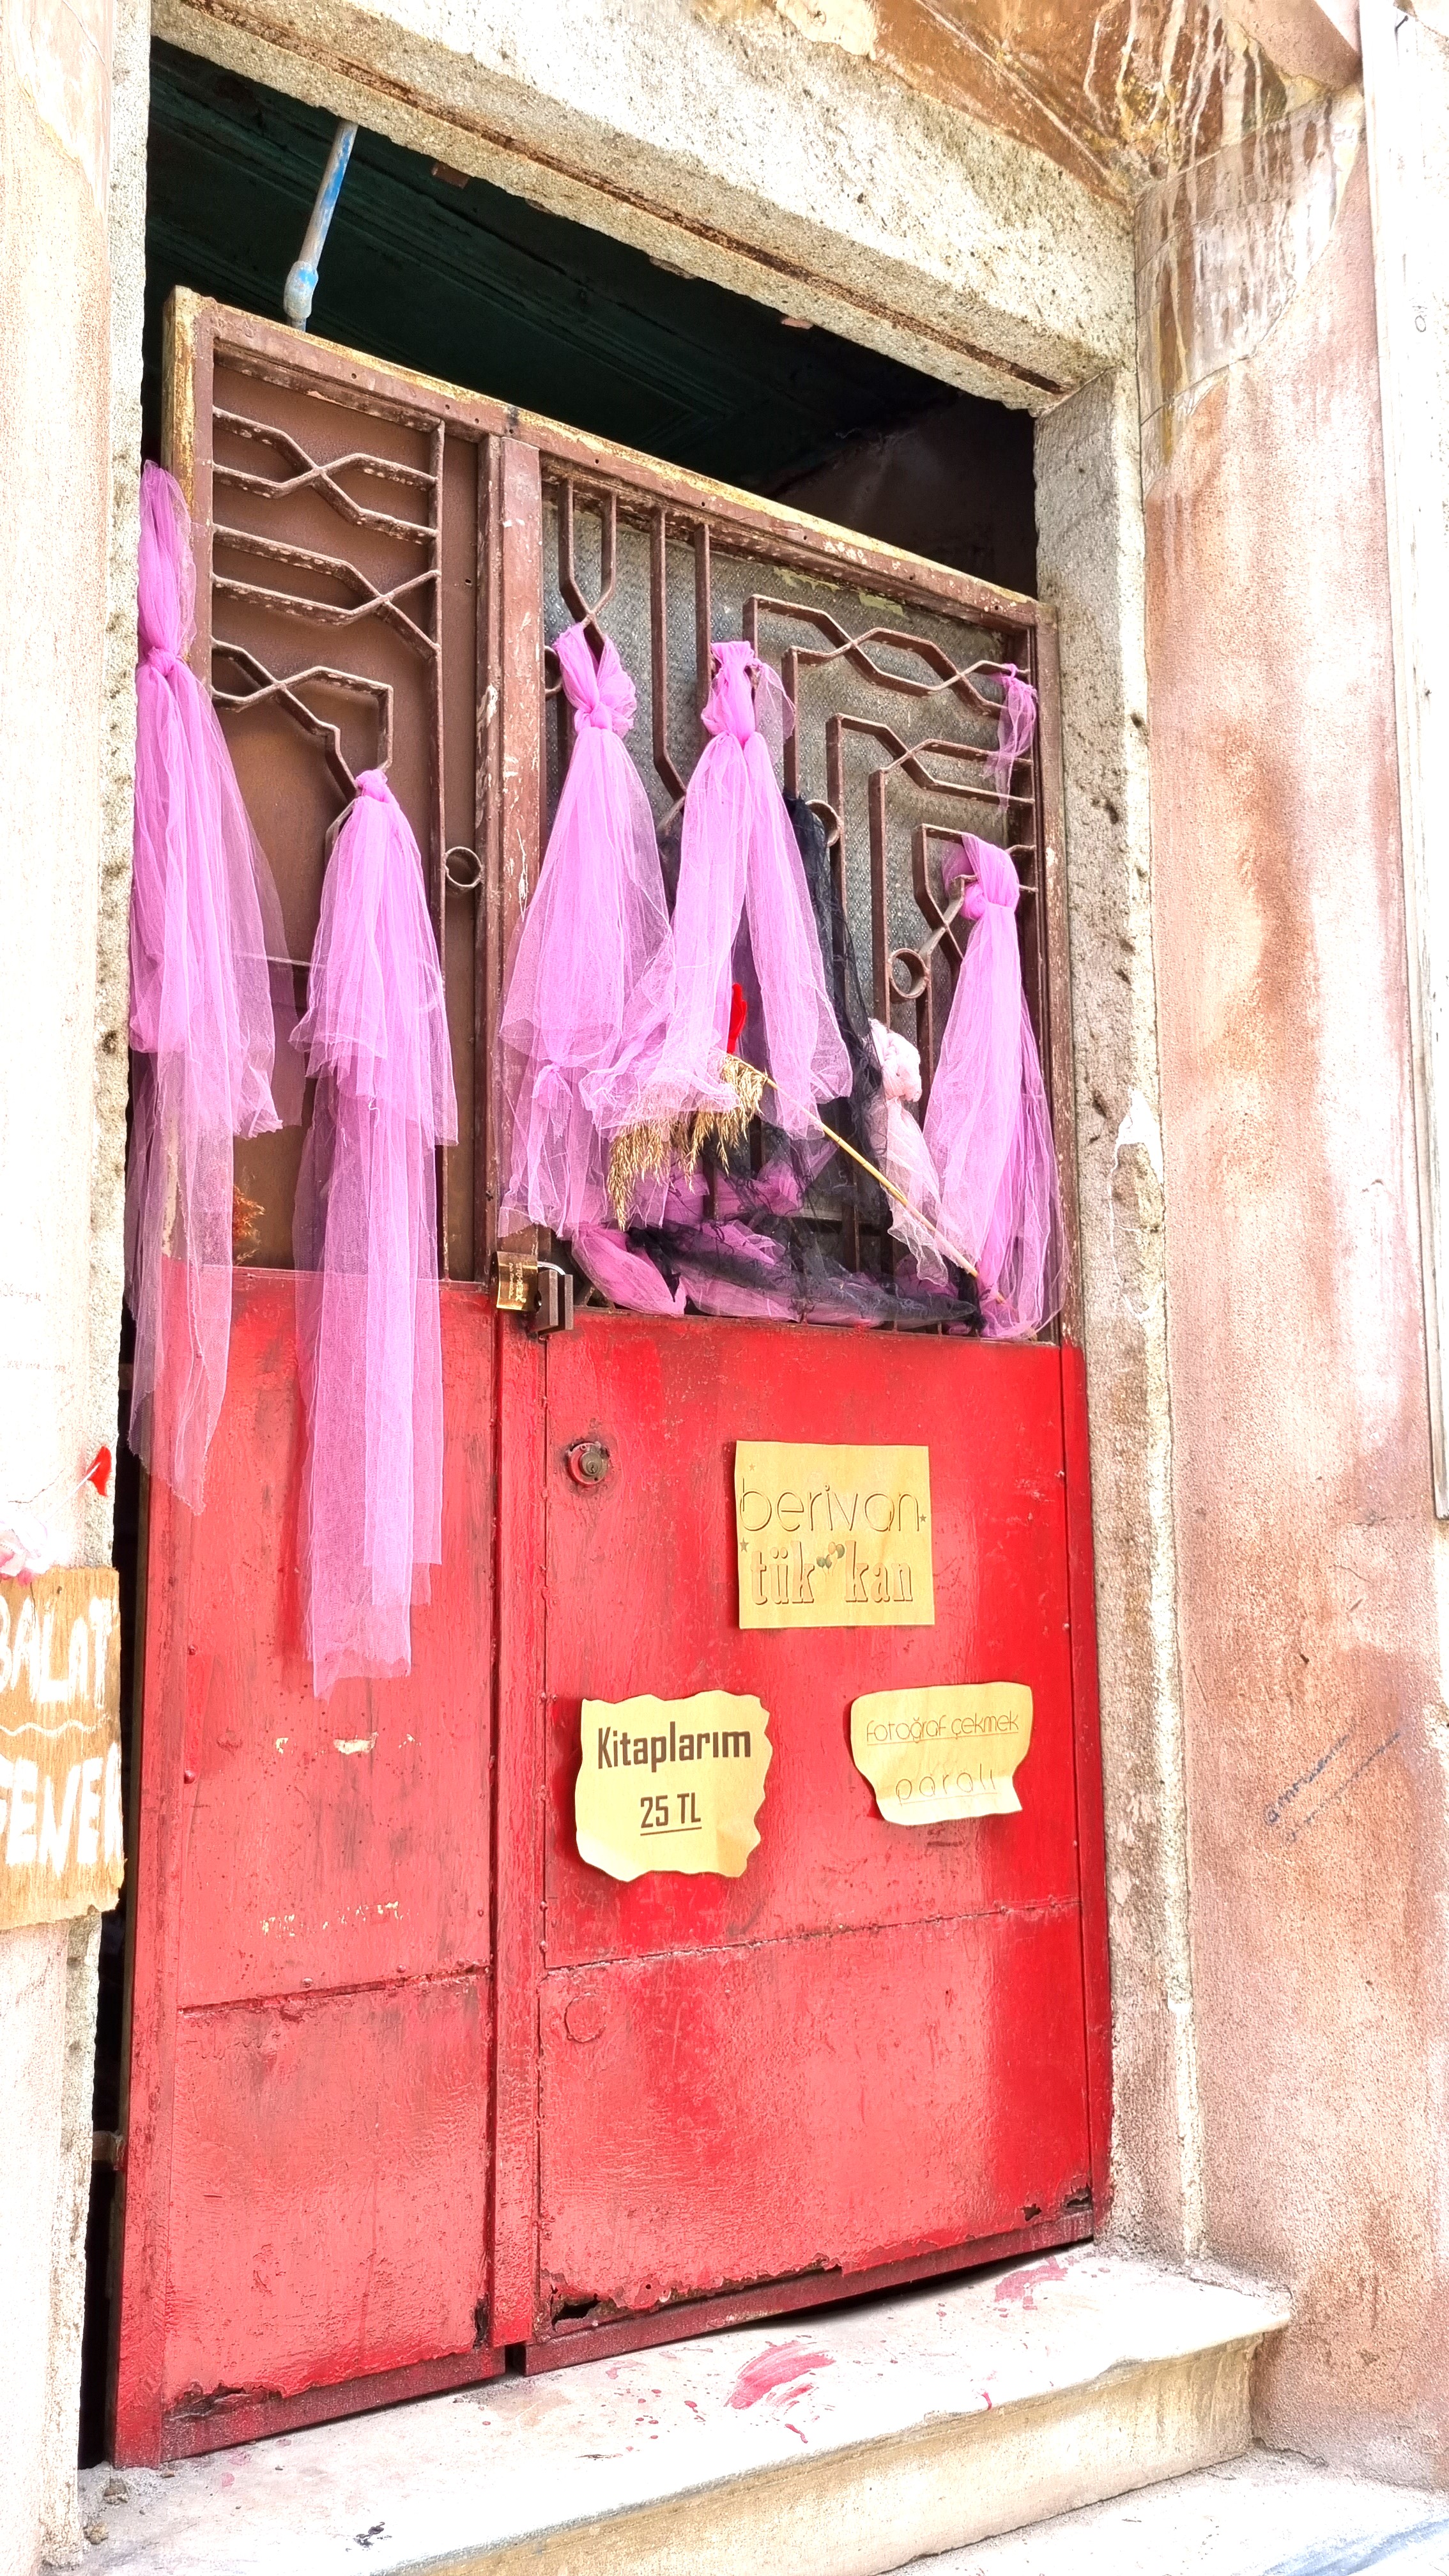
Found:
[729,2342,835,2409]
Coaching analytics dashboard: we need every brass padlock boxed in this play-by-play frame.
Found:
[493,1248,575,1336]
[494,1253,535,1315]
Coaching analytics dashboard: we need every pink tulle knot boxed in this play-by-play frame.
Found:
[702,639,762,744]
[355,769,391,802]
[947,838,1020,918]
[498,620,672,1238]
[923,830,1061,1340]
[125,461,293,1510]
[558,625,636,736]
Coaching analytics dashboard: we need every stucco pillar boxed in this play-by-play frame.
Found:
[1140,100,1449,2477]
[0,0,116,2554]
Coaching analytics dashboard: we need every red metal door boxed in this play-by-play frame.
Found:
[114,294,1108,2458]
[523,1320,1103,2360]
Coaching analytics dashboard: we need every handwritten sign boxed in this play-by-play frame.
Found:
[851,1683,1032,1824]
[734,1441,933,1629]
[576,1691,771,1881]
[1,1570,123,1928]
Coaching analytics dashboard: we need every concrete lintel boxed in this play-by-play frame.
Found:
[79,2250,1288,2575]
[150,0,1134,410]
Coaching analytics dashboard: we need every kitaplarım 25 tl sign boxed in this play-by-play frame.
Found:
[1,1569,124,1929]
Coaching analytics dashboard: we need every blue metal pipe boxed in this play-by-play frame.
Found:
[284,119,358,329]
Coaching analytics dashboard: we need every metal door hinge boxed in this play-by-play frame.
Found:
[494,1251,574,1335]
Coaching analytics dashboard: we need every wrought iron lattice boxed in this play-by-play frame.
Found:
[194,333,485,1279]
[537,464,1049,1306]
[209,404,445,899]
[178,297,1064,1312]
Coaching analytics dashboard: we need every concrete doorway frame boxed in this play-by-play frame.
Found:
[80,0,1199,2531]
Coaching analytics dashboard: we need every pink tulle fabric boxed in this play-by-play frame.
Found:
[870,1019,949,1286]
[922,836,1062,1339]
[572,1225,685,1317]
[126,461,289,1510]
[291,772,458,1697]
[986,665,1038,803]
[500,625,673,1237]
[590,641,849,1181]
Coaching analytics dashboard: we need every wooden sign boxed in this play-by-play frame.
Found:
[734,1441,933,1629]
[1,1570,123,1928]
[576,1691,771,1881]
[851,1683,1032,1824]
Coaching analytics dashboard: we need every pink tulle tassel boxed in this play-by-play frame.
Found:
[922,836,1062,1339]
[870,1020,949,1286]
[291,773,458,1698]
[986,664,1038,804]
[126,462,290,1510]
[594,641,849,1213]
[500,624,673,1239]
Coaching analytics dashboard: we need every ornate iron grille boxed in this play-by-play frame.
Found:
[167,295,1071,1325]
[537,465,1050,1307]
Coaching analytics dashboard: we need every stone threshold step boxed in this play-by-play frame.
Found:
[80,2246,1288,2576]
[898,2445,1449,2573]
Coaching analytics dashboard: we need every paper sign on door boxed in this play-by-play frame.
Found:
[734,1442,933,1629]
[851,1683,1032,1824]
[1,1569,124,1928]
[576,1691,772,1881]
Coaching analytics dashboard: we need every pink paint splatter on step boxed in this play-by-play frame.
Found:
[994,2257,1069,2310]
[728,2341,835,2409]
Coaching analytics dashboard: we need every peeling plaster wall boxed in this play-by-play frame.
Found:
[0,0,117,2550]
[1137,84,1364,485]
[0,1935,67,2576]
[775,0,1334,197]
[1140,125,1449,2472]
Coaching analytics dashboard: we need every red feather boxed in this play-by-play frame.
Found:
[728,982,747,1056]
[83,1446,112,1500]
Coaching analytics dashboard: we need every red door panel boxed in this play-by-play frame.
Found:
[535,1314,1092,2338]
[115,1275,500,2460]
[539,1910,1090,2319]
[544,1318,1080,1970]
[165,1975,491,2411]
[173,1290,496,2006]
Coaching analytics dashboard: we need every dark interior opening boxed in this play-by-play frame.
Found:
[142,40,1037,589]
[85,38,1042,2467]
